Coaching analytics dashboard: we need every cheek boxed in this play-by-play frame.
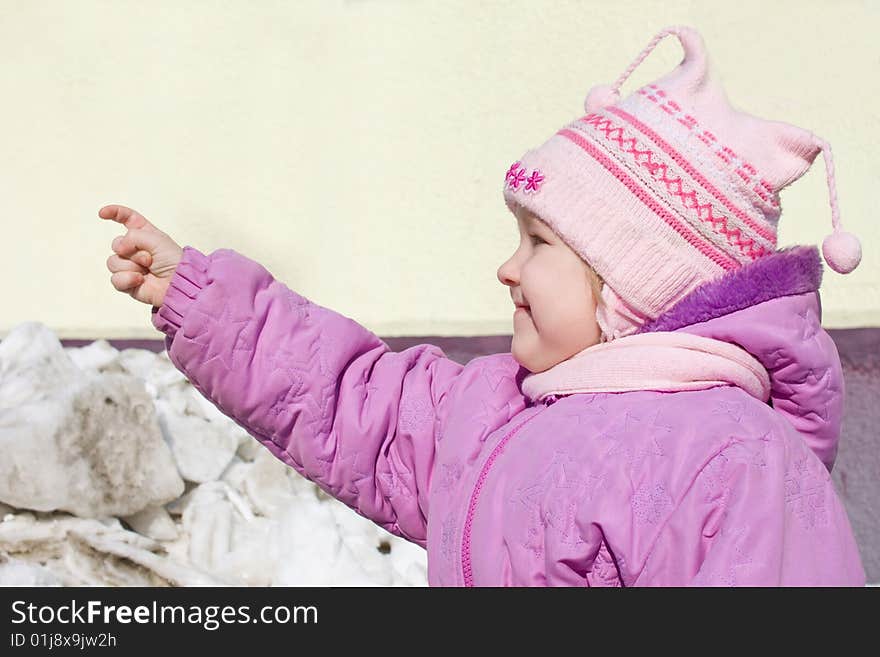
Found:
[520,253,554,290]
[540,266,595,323]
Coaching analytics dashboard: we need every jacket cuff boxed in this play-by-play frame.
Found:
[151,245,210,341]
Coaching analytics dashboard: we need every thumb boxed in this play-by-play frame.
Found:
[113,227,166,258]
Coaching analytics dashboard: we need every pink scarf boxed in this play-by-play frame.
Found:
[520,330,771,403]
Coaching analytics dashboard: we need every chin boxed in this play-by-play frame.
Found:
[513,357,537,374]
[510,340,535,373]
[511,341,555,374]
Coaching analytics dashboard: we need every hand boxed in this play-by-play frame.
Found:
[100,204,184,308]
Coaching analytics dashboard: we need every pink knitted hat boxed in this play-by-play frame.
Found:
[502,25,862,337]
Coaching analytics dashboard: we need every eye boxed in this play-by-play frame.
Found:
[530,234,546,246]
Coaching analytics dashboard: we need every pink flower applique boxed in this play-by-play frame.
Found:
[505,161,526,191]
[524,168,545,194]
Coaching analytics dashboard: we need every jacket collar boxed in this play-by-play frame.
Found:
[637,245,822,334]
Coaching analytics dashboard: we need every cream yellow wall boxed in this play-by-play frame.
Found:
[1,0,876,339]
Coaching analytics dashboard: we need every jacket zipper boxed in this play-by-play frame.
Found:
[461,399,555,586]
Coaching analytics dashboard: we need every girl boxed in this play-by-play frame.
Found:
[101,25,866,586]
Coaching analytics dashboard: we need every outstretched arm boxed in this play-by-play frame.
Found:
[152,246,465,546]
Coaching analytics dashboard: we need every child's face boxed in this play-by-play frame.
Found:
[497,206,603,374]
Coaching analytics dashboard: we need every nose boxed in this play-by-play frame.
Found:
[497,252,519,288]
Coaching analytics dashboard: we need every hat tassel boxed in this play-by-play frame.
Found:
[815,136,862,274]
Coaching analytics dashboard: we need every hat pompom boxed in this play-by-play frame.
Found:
[822,230,862,274]
[583,84,621,113]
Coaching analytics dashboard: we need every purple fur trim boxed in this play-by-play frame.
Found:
[637,245,823,334]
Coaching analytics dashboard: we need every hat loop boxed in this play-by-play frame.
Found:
[584,25,685,113]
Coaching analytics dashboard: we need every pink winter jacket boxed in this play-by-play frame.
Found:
[151,243,866,586]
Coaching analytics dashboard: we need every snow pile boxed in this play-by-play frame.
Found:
[0,322,428,587]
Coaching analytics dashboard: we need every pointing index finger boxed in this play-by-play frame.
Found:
[98,204,158,232]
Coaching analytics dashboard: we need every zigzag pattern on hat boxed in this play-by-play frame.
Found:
[571,110,776,262]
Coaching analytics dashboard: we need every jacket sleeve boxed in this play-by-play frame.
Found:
[151,246,466,547]
[632,435,867,587]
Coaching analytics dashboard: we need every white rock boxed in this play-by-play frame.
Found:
[160,383,190,417]
[122,505,179,541]
[180,483,233,571]
[117,348,160,381]
[271,502,344,586]
[328,498,397,585]
[182,384,229,423]
[0,324,185,518]
[154,399,239,483]
[150,350,187,388]
[164,481,200,517]
[65,339,120,373]
[0,555,63,586]
[268,495,400,586]
[241,448,300,517]
[0,322,80,412]
[180,482,265,583]
[235,436,262,462]
[219,515,277,586]
[0,512,225,586]
[386,534,429,587]
[75,525,229,586]
[219,456,250,491]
